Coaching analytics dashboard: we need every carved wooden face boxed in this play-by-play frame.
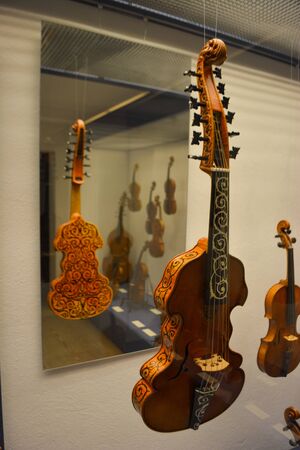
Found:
[200,38,227,67]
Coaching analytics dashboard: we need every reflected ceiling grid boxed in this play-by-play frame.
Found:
[88,0,300,62]
[42,22,191,93]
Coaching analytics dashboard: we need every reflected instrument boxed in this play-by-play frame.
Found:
[103,192,132,294]
[149,195,165,258]
[284,406,300,447]
[145,182,157,234]
[132,38,247,432]
[163,156,177,215]
[48,119,112,319]
[257,220,300,377]
[128,164,142,212]
[129,241,149,305]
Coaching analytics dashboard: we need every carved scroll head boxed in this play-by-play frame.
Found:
[200,38,227,67]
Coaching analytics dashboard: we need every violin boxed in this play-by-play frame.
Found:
[132,38,247,432]
[148,195,165,258]
[145,182,157,234]
[163,156,177,215]
[48,119,112,319]
[103,192,132,295]
[257,220,300,377]
[128,164,142,212]
[284,406,300,447]
[129,242,149,305]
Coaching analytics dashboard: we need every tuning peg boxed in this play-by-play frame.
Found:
[228,131,240,138]
[68,131,76,137]
[229,147,240,159]
[86,138,92,144]
[84,154,90,160]
[66,140,76,146]
[86,128,93,135]
[184,84,202,93]
[191,131,209,145]
[84,172,91,177]
[65,156,73,163]
[64,166,72,172]
[83,164,91,168]
[189,97,206,110]
[86,146,91,152]
[292,237,297,243]
[226,111,235,124]
[192,113,208,126]
[222,96,230,109]
[213,67,222,79]
[188,154,208,161]
[217,83,225,95]
[66,148,74,155]
[63,175,72,179]
[183,69,201,78]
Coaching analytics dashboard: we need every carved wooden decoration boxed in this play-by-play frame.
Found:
[48,119,112,319]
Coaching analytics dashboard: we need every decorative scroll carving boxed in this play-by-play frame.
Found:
[48,213,112,319]
[154,239,207,312]
[209,173,229,303]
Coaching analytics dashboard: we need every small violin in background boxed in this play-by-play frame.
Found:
[163,156,177,215]
[149,195,165,258]
[128,164,142,212]
[103,192,132,295]
[145,182,157,234]
[284,407,300,447]
[129,241,149,305]
[48,119,112,319]
[257,220,300,377]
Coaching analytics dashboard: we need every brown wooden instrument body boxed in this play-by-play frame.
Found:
[145,182,157,234]
[149,196,165,258]
[132,238,247,432]
[128,164,142,212]
[48,119,112,319]
[163,157,177,215]
[257,220,300,377]
[103,193,132,293]
[129,262,149,304]
[257,282,300,377]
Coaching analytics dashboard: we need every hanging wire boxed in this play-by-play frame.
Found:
[215,0,219,38]
[203,0,206,44]
[74,54,79,119]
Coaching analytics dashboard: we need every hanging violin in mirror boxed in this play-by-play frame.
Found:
[257,220,300,377]
[129,241,149,305]
[145,182,157,234]
[48,119,112,319]
[132,38,247,432]
[128,164,142,212]
[149,195,165,258]
[284,406,300,447]
[103,192,132,295]
[163,156,177,215]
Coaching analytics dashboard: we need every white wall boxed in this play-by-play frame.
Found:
[1,8,300,450]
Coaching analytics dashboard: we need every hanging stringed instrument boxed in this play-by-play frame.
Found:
[148,195,165,258]
[257,220,300,377]
[132,38,247,432]
[103,192,132,294]
[145,182,157,234]
[129,241,149,305]
[128,164,142,212]
[163,156,177,215]
[284,406,300,447]
[48,119,112,319]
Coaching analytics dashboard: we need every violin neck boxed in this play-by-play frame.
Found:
[118,206,124,234]
[287,247,296,325]
[207,169,230,309]
[70,183,81,217]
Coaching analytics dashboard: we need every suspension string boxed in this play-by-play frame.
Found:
[75,54,79,119]
[82,56,88,121]
[203,0,206,44]
[215,0,219,38]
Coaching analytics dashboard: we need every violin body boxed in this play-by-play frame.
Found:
[129,261,149,304]
[149,218,165,258]
[163,156,177,215]
[257,282,300,377]
[257,220,300,377]
[128,164,142,212]
[103,229,132,286]
[133,238,247,431]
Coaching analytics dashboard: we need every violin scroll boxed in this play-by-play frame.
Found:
[284,406,300,447]
[276,220,296,249]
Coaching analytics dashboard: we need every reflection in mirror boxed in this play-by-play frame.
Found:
[40,21,190,369]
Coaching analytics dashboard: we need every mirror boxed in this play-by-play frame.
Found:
[40,21,190,369]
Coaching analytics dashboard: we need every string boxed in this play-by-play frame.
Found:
[75,54,79,119]
[215,0,219,38]
[203,0,206,44]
